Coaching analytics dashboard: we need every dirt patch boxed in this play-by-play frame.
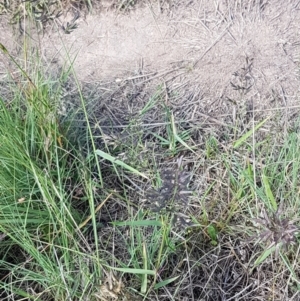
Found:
[2,1,300,108]
[0,0,289,128]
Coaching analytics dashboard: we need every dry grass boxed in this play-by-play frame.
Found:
[71,60,300,300]
[0,0,149,34]
[1,0,300,300]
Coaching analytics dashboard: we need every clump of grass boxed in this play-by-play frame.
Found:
[0,41,189,300]
[251,203,299,257]
[0,45,105,300]
[222,115,300,296]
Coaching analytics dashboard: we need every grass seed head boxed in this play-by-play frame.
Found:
[253,203,299,253]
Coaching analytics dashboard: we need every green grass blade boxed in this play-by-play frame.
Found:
[175,133,195,153]
[150,132,170,144]
[280,252,300,285]
[262,173,277,210]
[139,87,161,115]
[171,113,195,153]
[106,266,156,275]
[233,116,270,149]
[154,276,180,289]
[95,149,148,179]
[253,245,277,269]
[141,242,148,293]
[0,43,36,89]
[112,220,162,227]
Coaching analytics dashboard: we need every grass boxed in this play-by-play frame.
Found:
[0,40,189,300]
[0,50,103,300]
[1,2,300,301]
[0,0,143,35]
[1,59,299,299]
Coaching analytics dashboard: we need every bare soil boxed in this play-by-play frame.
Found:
[2,1,300,119]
